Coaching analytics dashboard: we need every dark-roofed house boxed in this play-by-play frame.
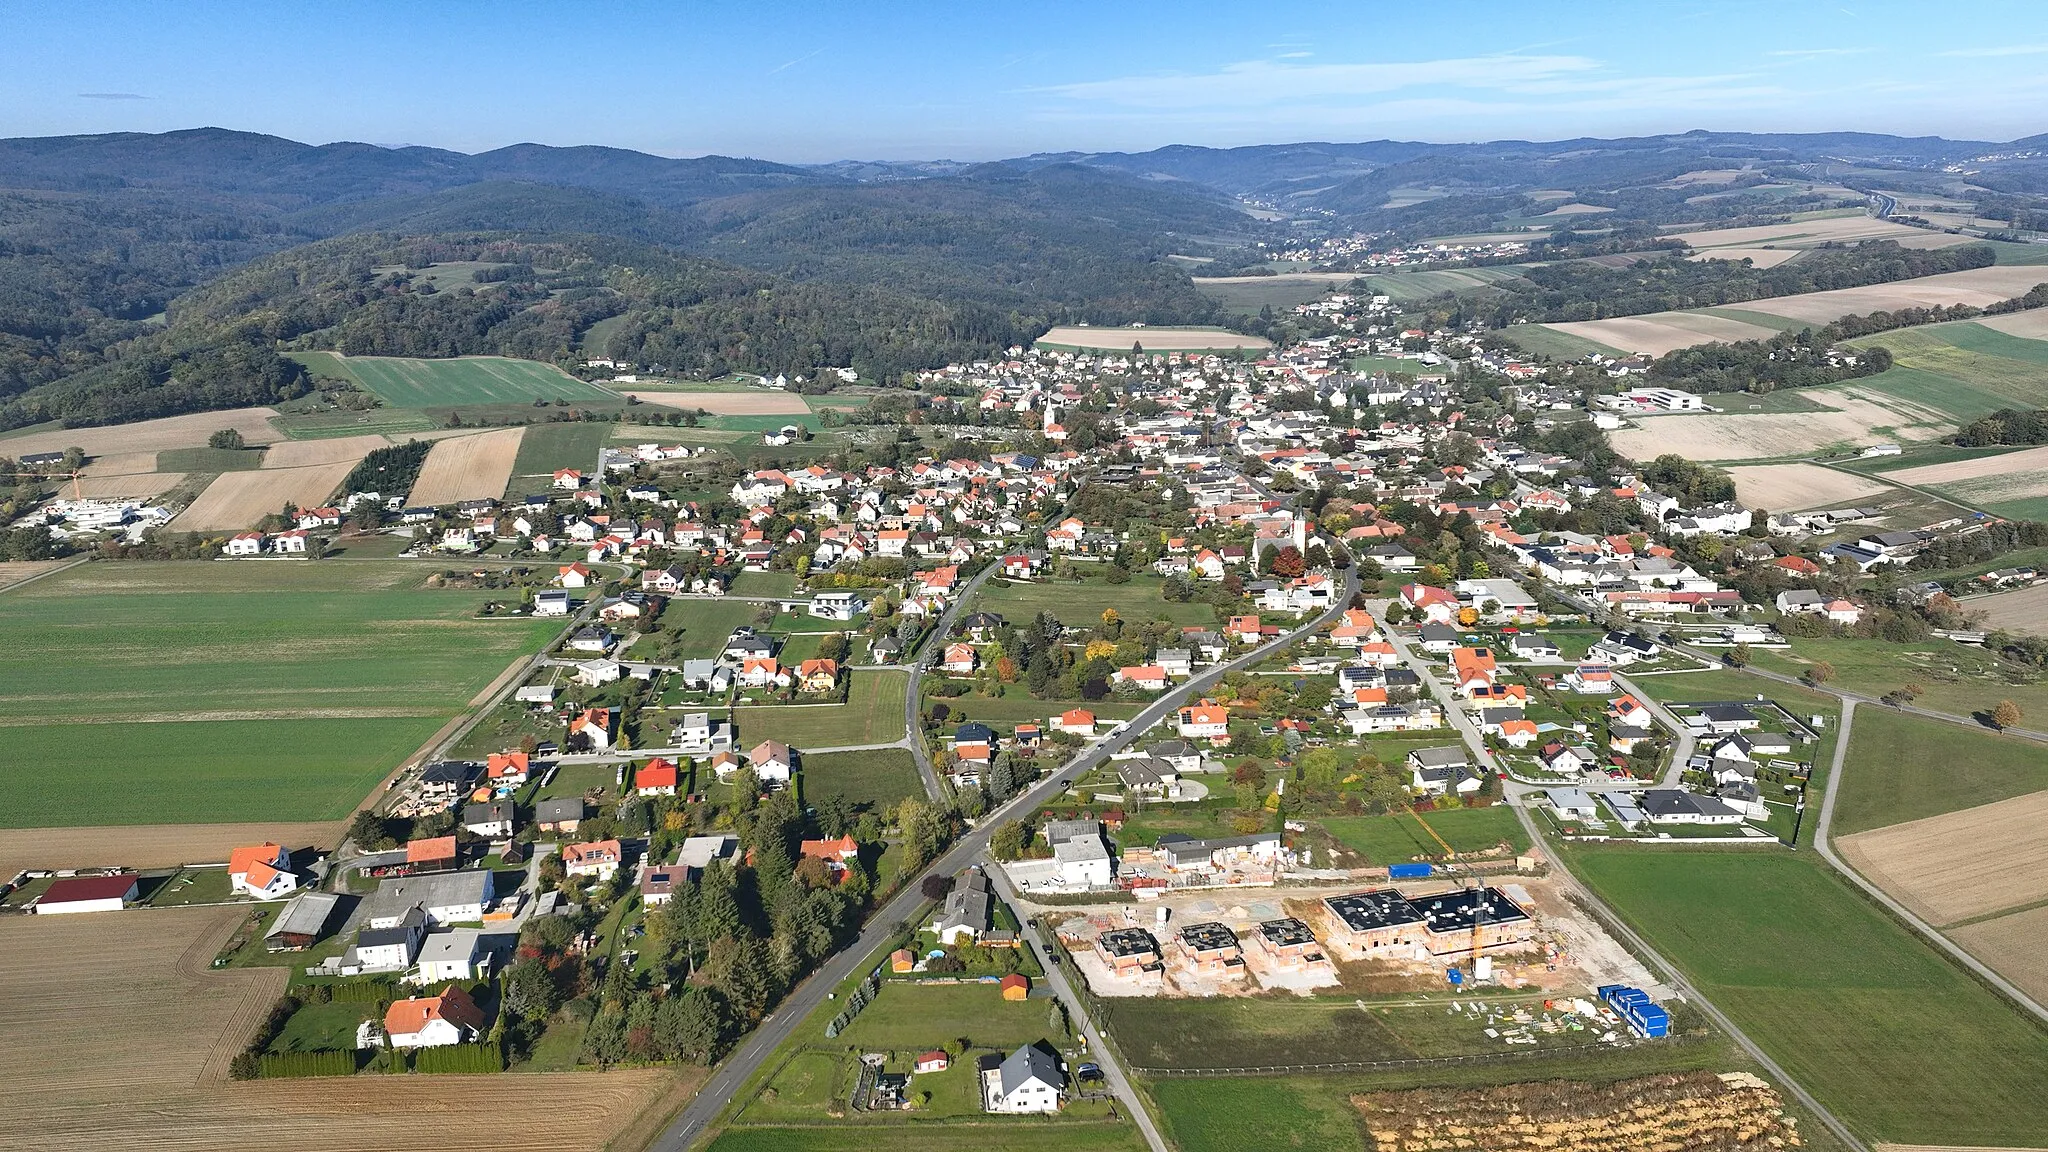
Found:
[1322,890,1428,953]
[1641,788,1745,826]
[537,797,586,834]
[985,1044,1064,1114]
[1175,922,1246,976]
[1096,927,1162,976]
[930,868,991,945]
[1253,917,1329,971]
[1407,746,1480,796]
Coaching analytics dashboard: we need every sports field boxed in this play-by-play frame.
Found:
[326,355,618,408]
[0,561,554,826]
[1570,845,2048,1145]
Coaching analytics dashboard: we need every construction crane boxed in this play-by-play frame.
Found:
[1405,806,1486,971]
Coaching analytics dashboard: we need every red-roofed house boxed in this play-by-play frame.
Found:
[1399,584,1459,624]
[567,707,614,751]
[1114,665,1169,691]
[796,658,840,692]
[486,750,530,786]
[228,843,298,900]
[385,985,485,1048]
[563,839,623,880]
[1053,708,1097,736]
[635,758,680,796]
[1228,614,1262,643]
[406,836,458,872]
[1177,700,1231,740]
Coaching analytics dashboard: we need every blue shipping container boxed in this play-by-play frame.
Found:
[1389,862,1434,879]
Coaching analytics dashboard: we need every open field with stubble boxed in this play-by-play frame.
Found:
[1540,311,1784,357]
[406,426,524,506]
[1838,789,2048,926]
[174,461,359,530]
[259,433,390,469]
[0,905,683,1152]
[1670,215,1978,252]
[620,389,813,414]
[0,561,554,826]
[1725,463,1894,510]
[1951,903,2048,1008]
[1610,387,1956,461]
[0,407,281,457]
[1970,581,2048,633]
[1035,325,1271,352]
[0,821,347,879]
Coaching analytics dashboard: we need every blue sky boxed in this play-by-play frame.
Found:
[5,0,2047,161]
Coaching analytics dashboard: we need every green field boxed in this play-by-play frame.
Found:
[502,421,615,497]
[1192,275,1356,313]
[799,747,924,811]
[1570,845,2048,1144]
[156,446,266,472]
[1747,634,2048,728]
[666,599,770,661]
[0,561,553,826]
[318,355,617,408]
[734,670,910,749]
[1502,323,1623,360]
[1831,706,2048,835]
[1319,805,1530,865]
[272,408,442,440]
[973,574,1216,629]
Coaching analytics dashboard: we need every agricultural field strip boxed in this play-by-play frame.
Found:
[1950,904,2048,1009]
[1725,464,1894,512]
[0,407,283,457]
[1540,312,1784,357]
[260,434,391,469]
[1835,789,2048,926]
[1887,443,2048,487]
[1035,326,1273,351]
[406,426,525,507]
[336,354,617,408]
[174,461,359,531]
[1609,389,1958,463]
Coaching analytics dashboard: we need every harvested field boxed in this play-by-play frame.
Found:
[1611,390,1956,461]
[1036,325,1272,352]
[1687,247,1806,268]
[407,427,524,506]
[620,390,812,415]
[1950,903,2048,1009]
[0,559,69,590]
[0,821,343,879]
[1351,1071,1798,1151]
[1672,216,1976,251]
[260,433,389,469]
[1726,463,1893,511]
[176,463,354,531]
[0,906,680,1152]
[1540,312,1783,357]
[80,451,158,475]
[1888,443,2048,487]
[1735,265,2048,326]
[1836,789,2048,926]
[1977,306,2048,340]
[67,472,187,499]
[0,407,279,457]
[1970,582,2048,634]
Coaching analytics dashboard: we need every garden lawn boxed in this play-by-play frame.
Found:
[268,1001,375,1054]
[833,982,1055,1052]
[735,671,908,748]
[800,748,924,812]
[1569,845,2048,1145]
[1830,705,2048,835]
[663,598,768,662]
[974,574,1217,629]
[1320,805,1529,865]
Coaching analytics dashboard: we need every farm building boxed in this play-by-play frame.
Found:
[33,874,138,914]
[264,891,342,951]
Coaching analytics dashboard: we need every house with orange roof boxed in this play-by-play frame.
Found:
[557,562,591,588]
[1564,662,1615,694]
[405,835,458,872]
[1053,708,1097,736]
[1355,639,1400,667]
[939,642,979,675]
[563,839,623,880]
[796,658,841,692]
[1176,700,1231,740]
[1449,647,1498,698]
[738,656,789,689]
[635,758,680,796]
[1398,584,1459,624]
[567,707,613,751]
[1113,665,1169,691]
[1227,614,1262,643]
[800,836,859,880]
[1497,718,1540,749]
[228,843,297,900]
[1329,608,1380,647]
[384,984,485,1049]
[486,750,530,786]
[1608,694,1653,728]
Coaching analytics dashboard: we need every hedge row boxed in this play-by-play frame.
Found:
[414,1041,506,1074]
[258,1050,360,1078]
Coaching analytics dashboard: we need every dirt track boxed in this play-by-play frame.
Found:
[0,906,681,1152]
[1836,789,2048,926]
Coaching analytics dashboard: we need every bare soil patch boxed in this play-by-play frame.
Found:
[1611,390,1955,461]
[1950,903,2048,1010]
[261,433,389,470]
[0,408,280,458]
[1837,789,2048,925]
[1969,582,2048,635]
[620,390,813,415]
[407,426,524,506]
[67,472,188,499]
[0,906,679,1152]
[1890,444,2048,487]
[0,821,344,877]
[1672,216,1971,250]
[176,463,354,531]
[1542,312,1783,356]
[1726,463,1892,511]
[1036,325,1272,351]
[1976,306,2048,340]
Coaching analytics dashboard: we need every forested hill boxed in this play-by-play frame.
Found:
[0,232,1031,430]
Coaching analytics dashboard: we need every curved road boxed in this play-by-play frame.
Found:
[650,565,1362,1150]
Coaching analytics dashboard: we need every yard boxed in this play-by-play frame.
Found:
[1568,844,2048,1145]
[268,1000,376,1053]
[735,670,909,749]
[974,573,1218,630]
[1319,805,1530,866]
[1830,705,2048,836]
[0,561,552,826]
[800,748,925,813]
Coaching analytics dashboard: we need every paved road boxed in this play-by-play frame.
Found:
[899,562,1002,801]
[984,860,1170,1152]
[1811,699,2048,1026]
[649,563,1361,1151]
[1379,606,1868,1149]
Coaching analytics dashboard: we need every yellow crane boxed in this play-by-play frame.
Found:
[1405,806,1486,970]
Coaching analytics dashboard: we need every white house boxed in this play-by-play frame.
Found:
[382,985,486,1049]
[985,1045,1065,1114]
[410,928,488,985]
[227,843,299,900]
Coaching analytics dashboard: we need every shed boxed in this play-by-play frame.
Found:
[35,874,138,914]
[1000,973,1031,1000]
